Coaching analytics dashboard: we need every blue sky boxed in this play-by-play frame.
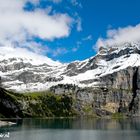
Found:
[34,0,140,62]
[1,0,140,62]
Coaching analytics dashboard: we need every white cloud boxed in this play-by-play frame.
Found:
[28,0,40,4]
[83,35,92,41]
[71,35,93,53]
[76,17,82,32]
[72,46,79,52]
[49,0,62,3]
[0,0,85,61]
[0,0,73,47]
[51,47,68,57]
[72,41,81,52]
[71,0,82,8]
[21,41,50,54]
[95,23,140,49]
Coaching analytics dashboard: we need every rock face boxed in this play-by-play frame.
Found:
[49,83,140,117]
[100,67,135,89]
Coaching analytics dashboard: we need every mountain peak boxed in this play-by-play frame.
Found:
[1,42,140,92]
[0,46,61,66]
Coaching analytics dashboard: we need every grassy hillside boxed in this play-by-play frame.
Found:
[0,88,76,118]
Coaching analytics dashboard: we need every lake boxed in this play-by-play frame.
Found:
[0,118,140,140]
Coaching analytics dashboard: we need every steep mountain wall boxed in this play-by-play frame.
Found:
[49,66,140,117]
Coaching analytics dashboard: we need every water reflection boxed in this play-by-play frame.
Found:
[17,118,140,130]
[0,118,140,140]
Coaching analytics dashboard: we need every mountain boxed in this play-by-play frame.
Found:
[1,42,140,92]
[1,43,140,117]
[0,46,65,92]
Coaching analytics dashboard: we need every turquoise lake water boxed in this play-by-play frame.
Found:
[0,118,140,140]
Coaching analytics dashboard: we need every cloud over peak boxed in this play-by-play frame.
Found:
[95,23,140,49]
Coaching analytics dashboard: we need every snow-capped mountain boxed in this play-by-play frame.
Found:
[1,42,140,92]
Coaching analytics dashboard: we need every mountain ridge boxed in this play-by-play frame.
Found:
[0,42,140,92]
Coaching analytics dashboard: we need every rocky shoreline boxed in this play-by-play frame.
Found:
[0,121,16,127]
